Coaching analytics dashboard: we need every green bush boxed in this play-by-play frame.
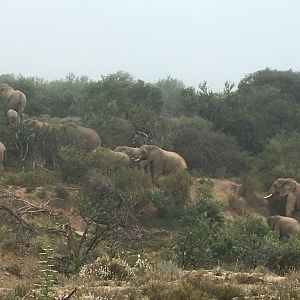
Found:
[54,186,70,199]
[114,167,152,196]
[5,170,57,188]
[144,190,179,219]
[213,217,273,266]
[175,194,224,268]
[159,171,192,207]
[172,128,248,176]
[252,131,300,189]
[58,146,130,182]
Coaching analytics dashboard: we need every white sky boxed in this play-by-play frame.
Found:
[0,0,299,90]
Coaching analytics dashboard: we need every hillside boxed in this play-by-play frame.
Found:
[0,174,283,299]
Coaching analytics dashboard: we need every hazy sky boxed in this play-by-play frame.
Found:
[1,0,299,90]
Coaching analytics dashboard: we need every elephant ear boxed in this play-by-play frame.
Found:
[280,181,296,197]
[147,147,161,162]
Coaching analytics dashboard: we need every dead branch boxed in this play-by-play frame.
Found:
[62,287,77,300]
[0,205,32,230]
[21,290,32,300]
[16,198,60,218]
[21,142,29,161]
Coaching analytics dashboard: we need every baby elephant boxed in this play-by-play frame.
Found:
[6,109,20,125]
[267,215,300,238]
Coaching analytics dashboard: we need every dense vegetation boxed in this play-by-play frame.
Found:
[2,68,300,187]
[2,69,300,298]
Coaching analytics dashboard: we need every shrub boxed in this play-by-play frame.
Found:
[175,194,224,268]
[213,217,273,267]
[58,146,130,182]
[79,255,133,281]
[145,190,178,218]
[54,186,70,199]
[172,128,248,176]
[159,171,192,207]
[252,131,300,189]
[113,167,152,197]
[5,170,57,188]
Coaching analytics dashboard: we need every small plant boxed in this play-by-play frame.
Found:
[36,188,47,199]
[160,171,192,207]
[34,244,58,299]
[54,186,70,199]
[133,254,152,274]
[79,254,133,281]
[4,171,57,188]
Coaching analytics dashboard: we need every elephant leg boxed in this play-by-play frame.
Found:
[286,194,297,217]
[0,151,4,170]
[151,160,163,185]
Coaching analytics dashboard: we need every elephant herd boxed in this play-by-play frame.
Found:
[0,83,188,185]
[2,84,300,238]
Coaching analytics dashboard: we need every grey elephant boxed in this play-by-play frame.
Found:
[6,109,20,125]
[264,178,300,217]
[24,118,51,134]
[114,146,148,171]
[0,142,6,171]
[267,215,300,237]
[114,146,140,159]
[58,122,101,151]
[0,84,27,118]
[113,151,131,163]
[134,144,187,184]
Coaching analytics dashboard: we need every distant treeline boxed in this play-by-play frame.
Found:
[1,69,300,186]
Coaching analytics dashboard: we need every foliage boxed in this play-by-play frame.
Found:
[143,277,242,300]
[252,131,300,188]
[159,171,192,207]
[58,146,130,182]
[172,128,248,176]
[213,217,273,266]
[5,170,57,188]
[175,194,224,268]
[54,186,70,199]
[79,254,133,281]
[35,244,58,299]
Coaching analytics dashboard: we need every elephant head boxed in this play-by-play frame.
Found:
[264,178,297,199]
[264,178,300,217]
[6,109,20,125]
[135,145,157,161]
[0,83,27,118]
[0,83,10,95]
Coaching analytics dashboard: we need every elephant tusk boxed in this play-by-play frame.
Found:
[131,158,141,162]
[264,193,273,199]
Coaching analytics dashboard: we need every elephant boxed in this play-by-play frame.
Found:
[6,109,20,125]
[114,146,149,172]
[0,84,27,118]
[24,118,51,134]
[264,178,300,217]
[267,215,300,238]
[113,151,131,163]
[58,122,101,151]
[114,146,140,159]
[0,142,6,171]
[134,144,187,184]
